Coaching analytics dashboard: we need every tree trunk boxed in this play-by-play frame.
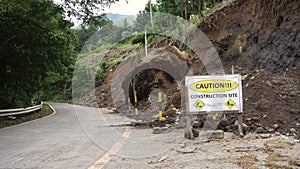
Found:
[199,0,205,17]
[184,0,188,19]
[11,80,19,106]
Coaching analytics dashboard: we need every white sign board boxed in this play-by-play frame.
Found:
[185,75,243,112]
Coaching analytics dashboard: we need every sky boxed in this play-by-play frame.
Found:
[104,0,155,15]
[54,0,155,15]
[53,0,156,26]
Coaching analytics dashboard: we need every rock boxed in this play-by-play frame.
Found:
[255,123,263,127]
[290,128,296,133]
[296,123,300,126]
[158,156,167,162]
[267,128,275,133]
[192,121,203,129]
[184,128,194,139]
[266,80,272,87]
[217,119,228,130]
[234,121,249,133]
[192,128,199,137]
[131,120,148,126]
[178,144,186,148]
[184,128,199,139]
[255,99,270,111]
[176,111,182,115]
[105,109,116,114]
[171,92,181,107]
[7,116,16,120]
[234,120,249,128]
[152,114,159,119]
[252,117,260,122]
[163,109,176,117]
[176,147,196,154]
[226,126,233,132]
[289,158,300,167]
[256,127,264,133]
[274,131,281,136]
[241,74,248,80]
[206,130,224,139]
[245,117,252,121]
[153,127,169,134]
[260,133,271,139]
[290,109,298,114]
[165,124,172,128]
[256,153,268,162]
[250,124,257,130]
[272,124,279,130]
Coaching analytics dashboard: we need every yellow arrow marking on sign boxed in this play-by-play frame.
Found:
[193,100,205,110]
[225,98,236,109]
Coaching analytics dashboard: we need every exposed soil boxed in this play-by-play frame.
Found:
[79,0,300,138]
[197,0,300,137]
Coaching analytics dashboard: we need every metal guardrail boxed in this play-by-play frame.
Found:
[0,102,43,117]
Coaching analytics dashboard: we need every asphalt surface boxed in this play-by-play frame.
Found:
[0,103,109,168]
[2,103,298,169]
[0,103,182,169]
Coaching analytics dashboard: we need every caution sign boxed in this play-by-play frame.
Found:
[185,75,243,112]
[225,98,236,109]
[193,100,205,110]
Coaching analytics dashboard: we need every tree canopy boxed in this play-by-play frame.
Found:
[0,0,77,108]
[0,0,225,108]
[59,0,120,24]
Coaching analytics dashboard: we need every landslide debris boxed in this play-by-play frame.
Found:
[79,0,300,137]
[197,0,300,137]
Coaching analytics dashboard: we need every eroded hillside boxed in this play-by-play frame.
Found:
[78,0,300,137]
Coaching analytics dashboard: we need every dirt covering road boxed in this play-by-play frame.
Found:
[104,132,300,169]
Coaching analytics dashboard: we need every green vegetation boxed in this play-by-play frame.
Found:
[154,0,225,19]
[0,0,77,108]
[0,0,224,109]
[96,59,123,86]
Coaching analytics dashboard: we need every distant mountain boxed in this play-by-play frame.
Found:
[106,13,136,26]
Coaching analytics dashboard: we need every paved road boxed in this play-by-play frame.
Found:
[0,103,112,168]
[0,103,182,169]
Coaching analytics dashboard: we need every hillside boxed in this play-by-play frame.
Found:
[78,0,299,137]
[197,0,300,136]
[106,13,136,26]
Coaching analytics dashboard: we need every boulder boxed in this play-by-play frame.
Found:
[205,130,224,139]
[153,127,169,134]
[256,127,265,133]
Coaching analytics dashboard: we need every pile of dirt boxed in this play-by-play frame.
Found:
[81,0,299,137]
[196,0,300,137]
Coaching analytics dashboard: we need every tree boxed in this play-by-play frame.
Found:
[154,0,223,20]
[59,0,120,24]
[75,14,111,52]
[0,0,77,108]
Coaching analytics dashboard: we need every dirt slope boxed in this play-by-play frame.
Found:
[200,0,299,73]
[81,0,299,137]
[196,0,300,136]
